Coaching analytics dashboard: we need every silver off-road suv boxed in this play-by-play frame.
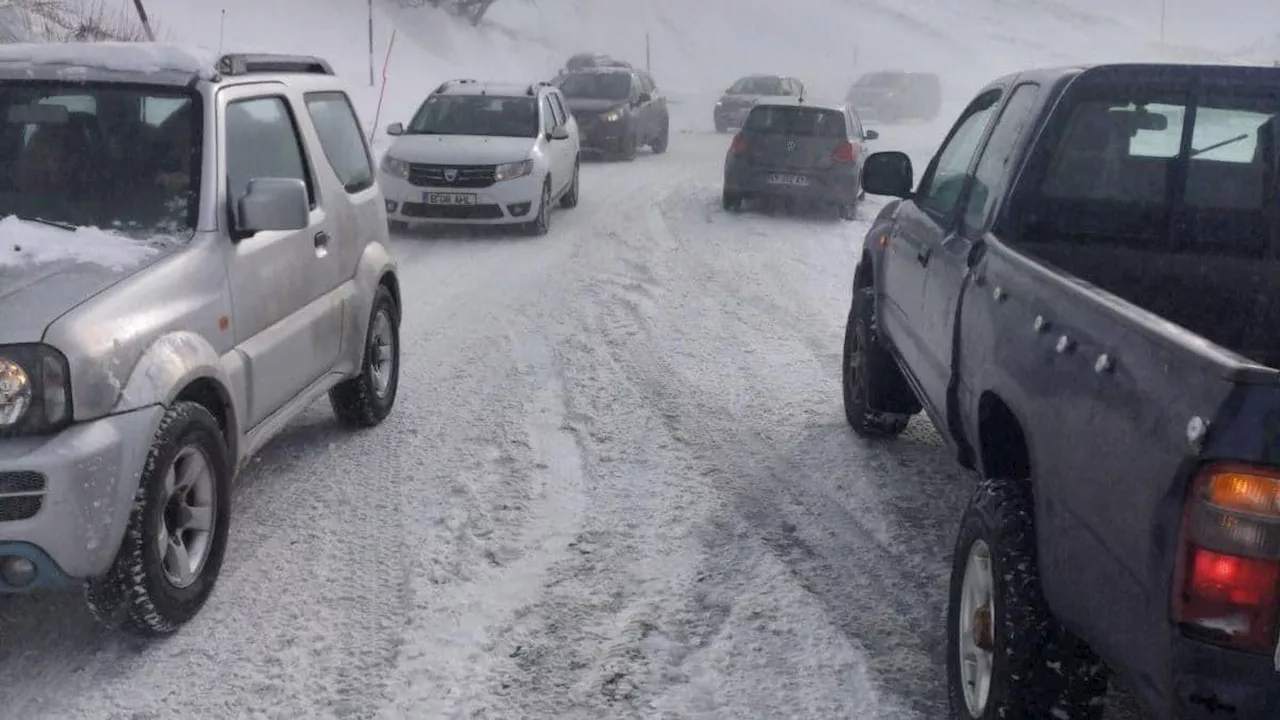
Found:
[0,44,401,636]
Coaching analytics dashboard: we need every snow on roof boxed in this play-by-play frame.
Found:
[0,41,216,79]
[0,216,161,271]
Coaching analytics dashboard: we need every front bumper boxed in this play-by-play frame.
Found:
[575,117,631,154]
[714,104,752,128]
[381,171,544,225]
[0,404,163,590]
[724,162,860,203]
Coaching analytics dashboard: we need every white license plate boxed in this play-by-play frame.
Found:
[768,173,809,187]
[425,192,476,205]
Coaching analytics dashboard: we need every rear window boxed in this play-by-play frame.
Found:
[743,106,846,138]
[855,72,906,88]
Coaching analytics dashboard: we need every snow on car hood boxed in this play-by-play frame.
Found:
[386,135,536,166]
[0,216,168,343]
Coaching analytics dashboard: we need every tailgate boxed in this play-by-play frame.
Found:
[740,105,847,170]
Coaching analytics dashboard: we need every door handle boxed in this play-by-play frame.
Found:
[314,231,329,247]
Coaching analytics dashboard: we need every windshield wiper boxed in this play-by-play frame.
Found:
[1190,133,1250,158]
[15,215,76,231]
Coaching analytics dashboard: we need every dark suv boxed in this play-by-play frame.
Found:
[722,99,877,218]
[558,67,670,160]
[845,70,942,122]
[714,74,805,133]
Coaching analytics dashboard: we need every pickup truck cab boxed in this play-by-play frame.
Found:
[845,63,1280,719]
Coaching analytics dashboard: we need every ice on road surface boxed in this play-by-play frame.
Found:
[0,122,1145,719]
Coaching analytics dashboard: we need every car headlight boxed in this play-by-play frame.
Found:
[380,155,410,181]
[0,344,71,436]
[602,110,621,122]
[494,159,534,182]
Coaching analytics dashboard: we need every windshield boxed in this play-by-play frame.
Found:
[729,77,785,95]
[406,94,538,138]
[743,106,846,137]
[0,82,200,238]
[558,72,632,101]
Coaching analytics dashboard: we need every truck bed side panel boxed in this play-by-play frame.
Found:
[959,238,1240,704]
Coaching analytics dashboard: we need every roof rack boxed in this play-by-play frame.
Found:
[434,78,477,94]
[526,80,553,96]
[217,53,333,76]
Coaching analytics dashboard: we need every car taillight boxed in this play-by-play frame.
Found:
[1173,463,1280,652]
[729,133,748,154]
[832,141,860,162]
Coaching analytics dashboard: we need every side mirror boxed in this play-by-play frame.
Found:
[864,129,879,141]
[861,151,914,198]
[386,122,404,136]
[550,125,571,140]
[235,178,309,237]
[637,92,652,104]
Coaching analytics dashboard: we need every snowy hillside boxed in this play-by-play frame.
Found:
[140,0,1268,141]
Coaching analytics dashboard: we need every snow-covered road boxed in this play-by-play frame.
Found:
[0,121,1146,719]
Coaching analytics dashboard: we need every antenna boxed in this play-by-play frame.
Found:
[216,9,226,56]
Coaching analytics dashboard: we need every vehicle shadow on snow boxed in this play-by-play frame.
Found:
[0,405,353,668]
[721,418,1148,718]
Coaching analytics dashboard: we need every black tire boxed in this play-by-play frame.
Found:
[842,286,913,436]
[619,130,638,161]
[330,284,401,427]
[651,118,670,154]
[85,401,232,637]
[946,477,1109,719]
[838,202,858,221]
[722,189,742,212]
[522,180,552,235]
[560,159,580,208]
[714,117,728,133]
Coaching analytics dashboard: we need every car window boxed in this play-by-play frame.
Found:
[407,94,539,138]
[559,73,631,101]
[744,106,847,138]
[550,93,569,125]
[915,89,1002,217]
[848,108,864,137]
[303,91,374,194]
[963,83,1041,230]
[541,96,557,132]
[226,95,315,208]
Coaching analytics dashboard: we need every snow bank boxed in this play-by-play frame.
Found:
[0,216,159,271]
[0,41,215,77]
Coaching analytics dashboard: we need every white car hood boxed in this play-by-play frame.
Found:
[386,135,536,165]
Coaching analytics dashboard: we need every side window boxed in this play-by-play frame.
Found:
[541,96,557,132]
[550,92,569,125]
[916,89,1002,217]
[225,96,315,208]
[963,83,1041,230]
[303,91,374,194]
[848,108,864,138]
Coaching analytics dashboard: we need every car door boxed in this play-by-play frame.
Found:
[220,88,343,429]
[550,90,579,156]
[631,73,655,141]
[880,89,1002,408]
[539,94,569,194]
[916,83,1042,426]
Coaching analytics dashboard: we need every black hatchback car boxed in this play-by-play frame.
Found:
[845,70,942,122]
[557,67,669,160]
[723,99,877,219]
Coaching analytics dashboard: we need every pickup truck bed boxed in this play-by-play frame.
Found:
[847,62,1280,720]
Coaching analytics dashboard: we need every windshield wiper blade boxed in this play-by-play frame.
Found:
[16,215,76,231]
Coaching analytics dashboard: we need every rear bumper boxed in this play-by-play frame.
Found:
[1164,635,1280,719]
[724,163,859,202]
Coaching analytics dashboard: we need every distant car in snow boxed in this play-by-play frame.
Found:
[558,67,669,161]
[553,52,630,82]
[379,79,581,235]
[722,97,878,219]
[845,70,942,122]
[713,74,806,133]
[0,45,401,637]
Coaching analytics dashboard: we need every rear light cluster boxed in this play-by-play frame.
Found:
[832,141,861,163]
[729,133,748,154]
[1173,463,1280,652]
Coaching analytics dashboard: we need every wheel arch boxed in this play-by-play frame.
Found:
[977,390,1031,486]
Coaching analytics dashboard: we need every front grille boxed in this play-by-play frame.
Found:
[400,202,504,220]
[406,163,495,189]
[0,471,45,522]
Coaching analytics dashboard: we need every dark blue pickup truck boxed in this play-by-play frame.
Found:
[844,63,1280,719]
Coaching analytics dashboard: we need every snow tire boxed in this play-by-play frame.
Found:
[651,118,670,154]
[560,159,580,209]
[946,476,1109,720]
[330,284,401,427]
[85,401,232,637]
[842,286,912,436]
